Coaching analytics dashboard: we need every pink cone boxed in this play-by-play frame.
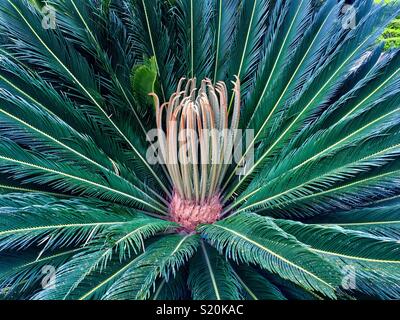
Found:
[169,192,222,232]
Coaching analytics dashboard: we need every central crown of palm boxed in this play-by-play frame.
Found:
[151,77,241,231]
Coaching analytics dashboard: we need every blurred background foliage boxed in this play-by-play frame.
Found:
[373,0,400,48]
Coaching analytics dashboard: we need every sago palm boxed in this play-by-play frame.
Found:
[0,0,400,300]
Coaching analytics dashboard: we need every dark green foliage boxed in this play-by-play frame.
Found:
[0,0,399,300]
[382,18,400,48]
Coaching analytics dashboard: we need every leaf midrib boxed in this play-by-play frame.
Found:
[0,221,124,237]
[200,240,221,300]
[235,109,400,212]
[0,154,165,214]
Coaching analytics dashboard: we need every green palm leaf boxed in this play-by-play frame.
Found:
[276,218,400,298]
[199,212,341,298]
[0,0,170,195]
[276,219,400,265]
[188,241,242,300]
[233,265,287,300]
[33,216,176,300]
[307,201,400,239]
[101,234,199,300]
[0,193,157,252]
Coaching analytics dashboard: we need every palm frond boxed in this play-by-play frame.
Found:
[0,0,170,195]
[0,0,400,301]
[232,265,287,300]
[276,219,400,298]
[200,212,341,298]
[227,0,274,102]
[212,0,240,83]
[101,234,199,300]
[51,0,159,133]
[223,1,400,200]
[173,0,215,82]
[152,272,189,300]
[306,201,400,239]
[0,138,166,213]
[188,241,242,300]
[0,194,139,252]
[33,216,176,300]
[0,249,79,299]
